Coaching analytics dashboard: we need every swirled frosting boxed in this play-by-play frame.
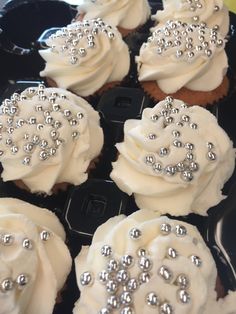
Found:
[0,85,103,194]
[39,19,130,97]
[0,197,72,314]
[136,20,228,94]
[110,97,235,216]
[152,0,229,37]
[75,0,151,30]
[73,210,236,314]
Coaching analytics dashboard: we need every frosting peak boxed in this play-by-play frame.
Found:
[110,97,235,215]
[136,20,228,94]
[39,19,130,97]
[76,0,151,30]
[152,0,229,37]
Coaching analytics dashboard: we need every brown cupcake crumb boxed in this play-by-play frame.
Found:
[140,76,229,106]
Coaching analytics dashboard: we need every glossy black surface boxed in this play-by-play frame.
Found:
[0,1,236,313]
[64,179,129,239]
[207,182,236,291]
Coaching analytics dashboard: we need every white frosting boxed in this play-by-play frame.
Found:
[136,21,228,93]
[76,0,151,30]
[39,20,130,97]
[73,210,236,314]
[0,85,104,194]
[110,98,235,216]
[0,197,72,314]
[152,0,229,37]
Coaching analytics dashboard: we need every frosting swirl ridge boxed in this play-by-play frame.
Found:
[76,0,151,30]
[40,19,130,97]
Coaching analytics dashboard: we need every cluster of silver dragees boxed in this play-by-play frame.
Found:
[143,97,217,182]
[145,20,224,60]
[48,18,116,65]
[0,229,51,293]
[0,84,85,166]
[80,222,203,314]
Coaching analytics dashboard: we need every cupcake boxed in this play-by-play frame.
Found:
[110,97,235,216]
[0,84,104,195]
[136,20,229,106]
[39,19,130,98]
[0,197,72,314]
[73,210,236,314]
[74,0,151,37]
[152,0,229,37]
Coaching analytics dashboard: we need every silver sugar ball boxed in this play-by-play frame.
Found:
[107,259,119,272]
[106,280,118,294]
[99,308,110,314]
[116,269,129,283]
[120,291,132,305]
[175,225,187,237]
[153,162,162,173]
[107,295,120,309]
[1,278,14,292]
[177,289,191,304]
[159,147,169,157]
[139,272,150,284]
[101,245,112,257]
[40,230,51,241]
[158,266,173,282]
[137,248,146,257]
[165,165,176,176]
[16,274,29,289]
[146,292,159,307]
[120,307,134,314]
[127,278,139,291]
[129,228,142,240]
[99,270,109,284]
[139,256,152,271]
[1,234,14,246]
[160,302,173,314]
[22,238,33,250]
[80,271,93,286]
[207,151,217,161]
[167,247,178,259]
[181,171,194,182]
[121,255,134,268]
[145,155,155,165]
[175,274,189,289]
[160,223,172,235]
[190,255,202,267]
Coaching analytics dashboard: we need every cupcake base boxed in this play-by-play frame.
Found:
[140,76,229,106]
[14,179,70,195]
[44,76,120,102]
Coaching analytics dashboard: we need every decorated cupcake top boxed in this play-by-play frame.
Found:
[76,0,151,30]
[39,19,130,97]
[136,20,227,94]
[152,0,229,37]
[73,210,236,314]
[0,85,103,194]
[0,197,72,314]
[110,97,235,216]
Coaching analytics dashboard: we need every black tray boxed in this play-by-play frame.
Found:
[0,1,236,313]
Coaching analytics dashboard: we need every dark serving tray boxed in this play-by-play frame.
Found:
[0,1,236,313]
